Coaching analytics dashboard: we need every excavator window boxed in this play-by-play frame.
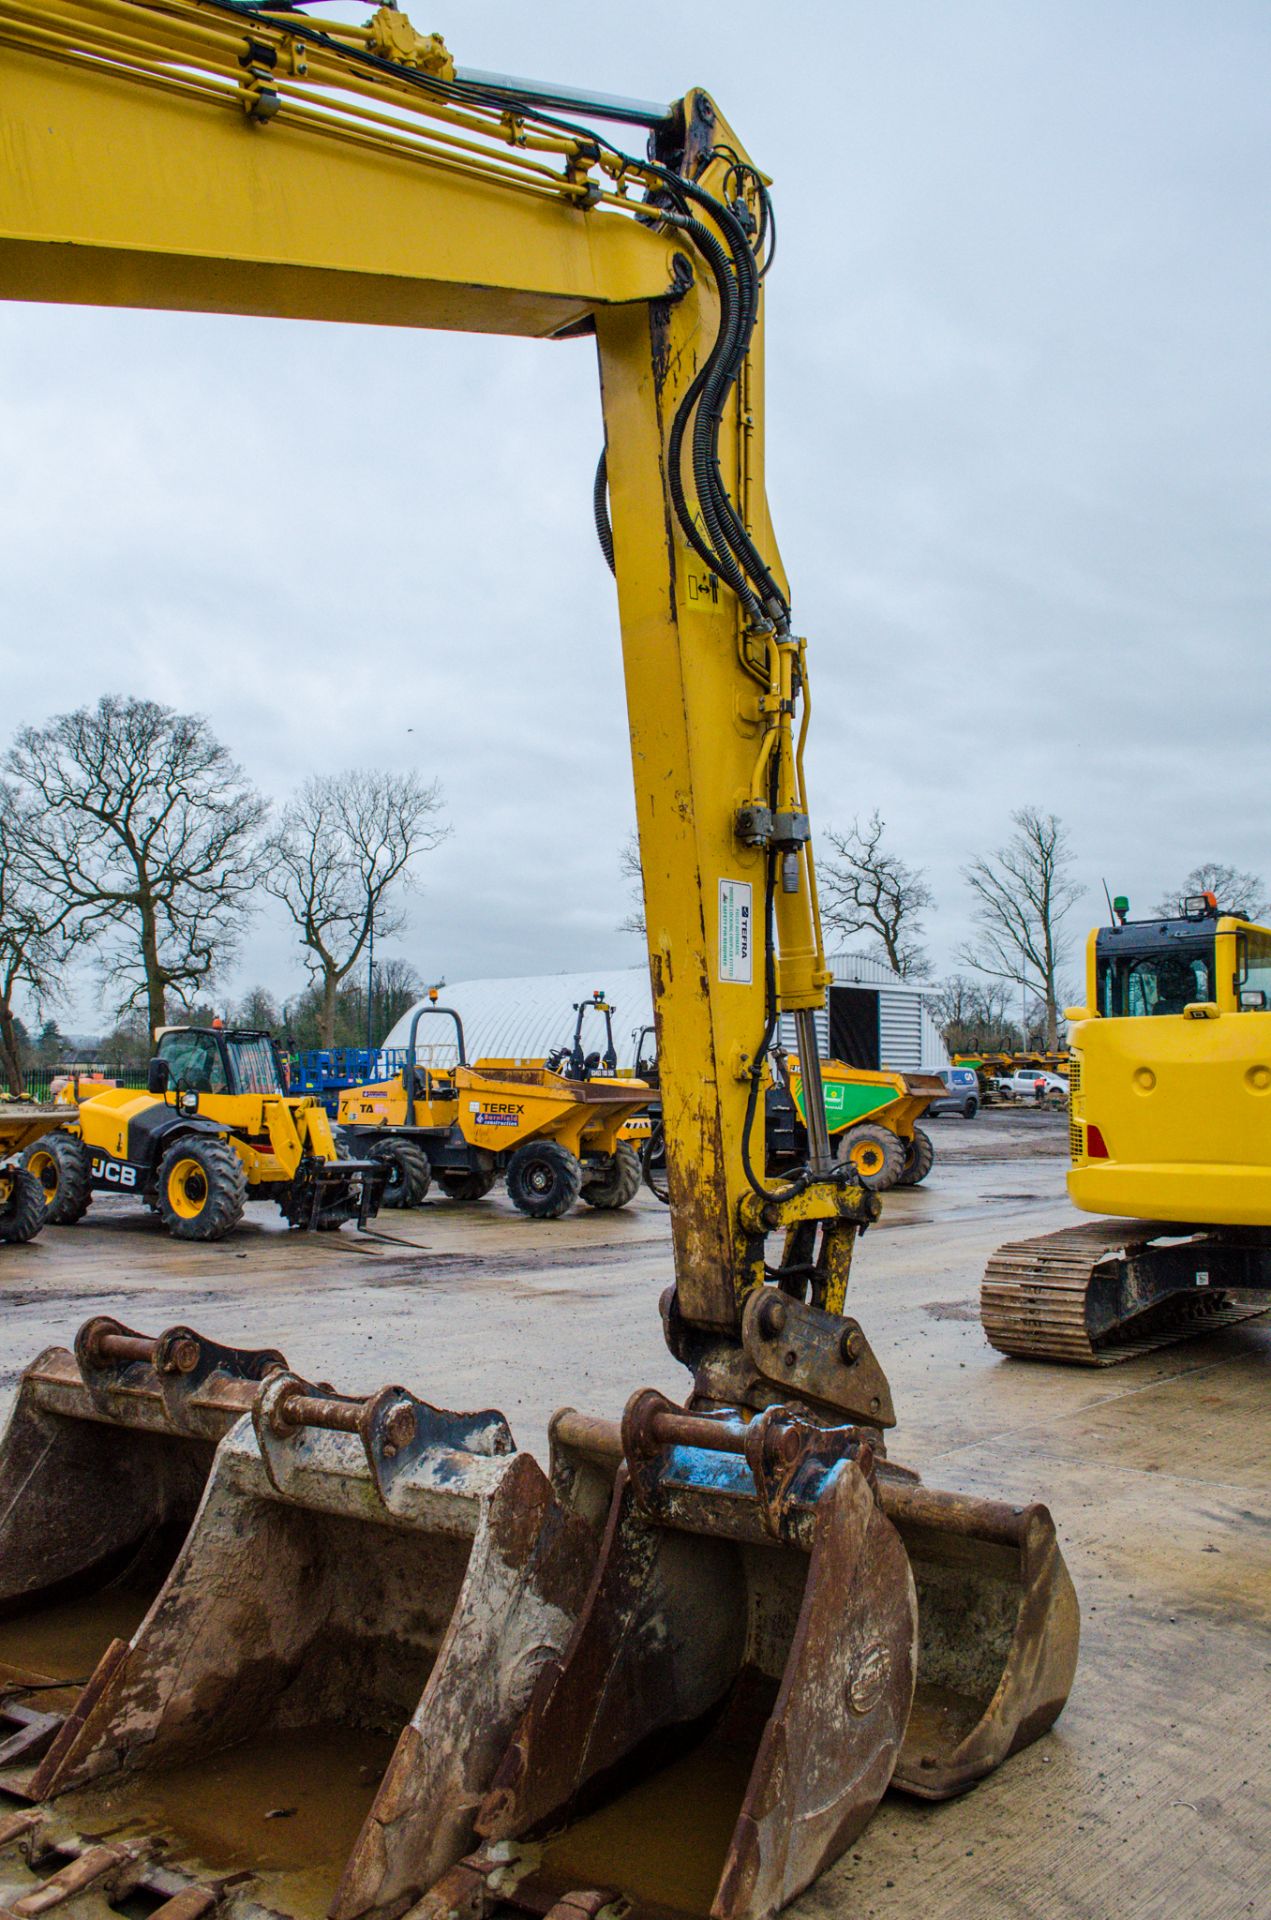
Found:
[1098,945,1214,1018]
[1236,928,1271,1007]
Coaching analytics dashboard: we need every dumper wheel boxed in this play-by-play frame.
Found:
[155,1137,247,1241]
[0,1168,47,1244]
[840,1122,906,1192]
[437,1169,497,1203]
[581,1142,642,1210]
[366,1138,431,1208]
[506,1140,583,1220]
[21,1130,91,1225]
[896,1125,935,1187]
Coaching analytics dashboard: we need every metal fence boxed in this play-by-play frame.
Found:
[21,1064,149,1103]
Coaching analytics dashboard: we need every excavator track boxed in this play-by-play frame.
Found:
[982,1219,1271,1364]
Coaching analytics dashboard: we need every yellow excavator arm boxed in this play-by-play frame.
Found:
[1,0,867,1409]
[0,25,1083,1912]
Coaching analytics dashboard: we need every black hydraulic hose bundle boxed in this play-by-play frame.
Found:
[593,449,615,575]
[211,0,798,1197]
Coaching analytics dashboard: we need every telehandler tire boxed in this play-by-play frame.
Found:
[839,1122,906,1192]
[21,1130,91,1225]
[581,1141,642,1210]
[896,1124,935,1187]
[155,1137,247,1241]
[367,1138,431,1208]
[506,1140,583,1220]
[0,1168,47,1243]
[437,1168,497,1203]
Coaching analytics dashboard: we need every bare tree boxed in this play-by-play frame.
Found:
[818,812,934,978]
[371,956,424,1038]
[267,770,448,1047]
[233,986,283,1032]
[7,697,267,1039]
[618,833,646,937]
[0,784,66,1095]
[959,807,1080,1050]
[930,974,1021,1056]
[1153,863,1269,921]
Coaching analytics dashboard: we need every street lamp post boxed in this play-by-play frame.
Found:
[366,903,375,1061]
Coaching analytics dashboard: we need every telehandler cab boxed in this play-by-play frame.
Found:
[0,9,1079,1916]
[24,1027,387,1241]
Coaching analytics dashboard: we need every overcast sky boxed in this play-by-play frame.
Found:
[2,1,1268,1032]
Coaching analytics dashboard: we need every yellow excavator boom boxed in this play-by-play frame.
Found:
[0,10,1079,1912]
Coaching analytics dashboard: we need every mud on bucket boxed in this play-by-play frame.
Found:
[0,1318,284,1784]
[25,1371,596,1920]
[420,1392,918,1920]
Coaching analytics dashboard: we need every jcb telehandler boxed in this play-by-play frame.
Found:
[338,997,647,1218]
[24,1027,387,1241]
[984,892,1271,1360]
[0,16,1079,1919]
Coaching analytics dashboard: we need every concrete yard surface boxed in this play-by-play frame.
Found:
[1,1111,1267,1919]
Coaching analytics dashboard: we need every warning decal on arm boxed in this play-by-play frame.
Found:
[718,879,753,984]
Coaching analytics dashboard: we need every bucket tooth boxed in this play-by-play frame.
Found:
[878,1477,1080,1799]
[29,1370,597,1920]
[422,1392,917,1920]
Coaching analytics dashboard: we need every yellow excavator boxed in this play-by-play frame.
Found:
[0,8,1079,1917]
[983,892,1271,1361]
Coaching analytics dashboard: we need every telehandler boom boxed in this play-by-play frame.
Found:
[0,6,1078,1915]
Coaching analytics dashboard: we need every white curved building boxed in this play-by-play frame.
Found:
[381,968,654,1068]
[383,956,947,1073]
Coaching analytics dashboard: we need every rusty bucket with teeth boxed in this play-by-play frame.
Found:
[415,1384,1079,1920]
[548,1398,1078,1806]
[0,1316,285,1780]
[0,1322,597,1920]
[418,1390,918,1920]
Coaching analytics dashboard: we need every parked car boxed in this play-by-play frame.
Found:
[927,1067,980,1120]
[998,1069,1068,1102]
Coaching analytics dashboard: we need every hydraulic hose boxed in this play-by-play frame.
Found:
[593,448,615,574]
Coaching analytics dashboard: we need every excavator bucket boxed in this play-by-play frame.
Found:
[419,1391,1080,1920]
[420,1392,918,1920]
[547,1405,1079,1805]
[16,1356,596,1920]
[878,1477,1079,1798]
[0,1315,285,1777]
